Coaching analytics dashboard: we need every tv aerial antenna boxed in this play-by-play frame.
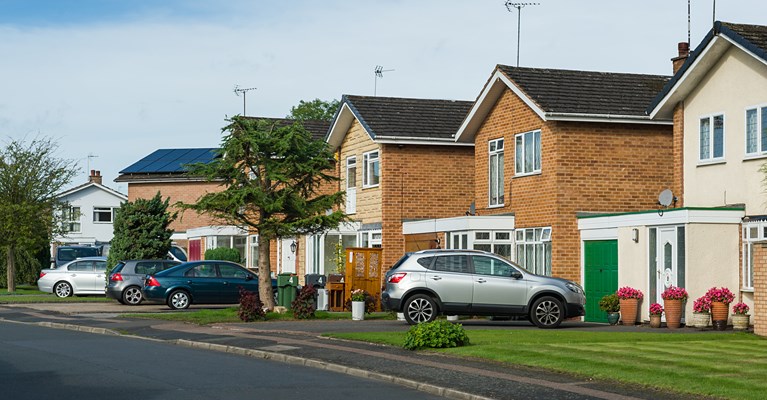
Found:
[86,153,98,177]
[657,189,678,216]
[234,85,257,116]
[504,2,540,67]
[374,65,394,96]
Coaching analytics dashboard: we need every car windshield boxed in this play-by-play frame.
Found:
[169,246,187,261]
[58,247,100,261]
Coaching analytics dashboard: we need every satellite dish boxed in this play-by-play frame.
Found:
[658,189,674,207]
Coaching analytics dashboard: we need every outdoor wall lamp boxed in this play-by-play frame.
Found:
[290,240,297,253]
[632,228,639,243]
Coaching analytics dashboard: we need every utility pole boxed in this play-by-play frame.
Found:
[505,2,540,67]
[234,85,257,116]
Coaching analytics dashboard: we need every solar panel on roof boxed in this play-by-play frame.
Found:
[119,148,219,174]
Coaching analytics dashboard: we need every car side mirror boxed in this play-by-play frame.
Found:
[510,270,523,279]
[245,274,254,281]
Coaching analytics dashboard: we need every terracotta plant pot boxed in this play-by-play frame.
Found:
[711,301,728,330]
[732,314,750,330]
[664,299,683,329]
[649,314,662,328]
[619,298,638,325]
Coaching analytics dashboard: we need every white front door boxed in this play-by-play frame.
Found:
[281,238,296,274]
[656,227,678,302]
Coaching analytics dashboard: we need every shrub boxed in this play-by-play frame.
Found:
[615,286,643,300]
[344,290,378,313]
[291,285,317,319]
[238,287,265,322]
[598,294,620,312]
[204,247,242,263]
[403,320,470,350]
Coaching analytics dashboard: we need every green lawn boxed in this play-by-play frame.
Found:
[326,330,767,400]
[121,308,396,324]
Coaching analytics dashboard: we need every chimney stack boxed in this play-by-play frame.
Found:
[672,42,690,73]
[89,170,103,185]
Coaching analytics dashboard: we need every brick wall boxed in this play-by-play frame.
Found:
[753,242,767,336]
[128,181,227,234]
[474,88,673,282]
[381,144,475,269]
[672,102,685,206]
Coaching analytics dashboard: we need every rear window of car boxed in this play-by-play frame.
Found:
[431,255,470,273]
[416,257,434,268]
[389,253,413,271]
[68,261,94,272]
[111,262,125,274]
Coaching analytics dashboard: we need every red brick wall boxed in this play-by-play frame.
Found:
[672,102,685,206]
[380,144,475,269]
[128,181,227,234]
[754,242,767,336]
[474,89,673,282]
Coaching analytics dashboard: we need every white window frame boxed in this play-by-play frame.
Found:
[699,113,725,163]
[472,230,513,259]
[248,234,259,270]
[741,222,767,291]
[745,104,767,157]
[515,129,541,176]
[362,150,380,188]
[488,138,504,207]
[515,227,552,276]
[346,156,357,189]
[65,206,81,233]
[92,206,116,224]
[359,230,382,248]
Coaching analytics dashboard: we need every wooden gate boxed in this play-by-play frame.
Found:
[344,247,383,311]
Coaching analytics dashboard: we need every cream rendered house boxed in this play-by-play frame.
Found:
[578,22,767,323]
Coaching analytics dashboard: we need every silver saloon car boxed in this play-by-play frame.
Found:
[37,256,108,297]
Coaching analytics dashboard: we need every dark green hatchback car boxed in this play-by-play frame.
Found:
[143,260,266,310]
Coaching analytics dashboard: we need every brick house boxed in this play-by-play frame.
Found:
[404,65,674,322]
[115,118,331,272]
[579,22,767,328]
[301,95,475,278]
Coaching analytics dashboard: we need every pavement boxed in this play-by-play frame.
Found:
[0,302,721,400]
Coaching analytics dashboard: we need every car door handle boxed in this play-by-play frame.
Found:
[430,276,442,281]
[223,281,229,285]
[187,280,193,284]
[70,274,77,277]
[477,278,487,283]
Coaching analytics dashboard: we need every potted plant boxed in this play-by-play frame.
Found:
[705,287,734,331]
[350,288,367,321]
[732,302,750,330]
[648,303,663,328]
[692,296,711,329]
[661,286,688,329]
[615,286,643,325]
[599,294,621,325]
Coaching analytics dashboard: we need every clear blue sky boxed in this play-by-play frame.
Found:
[1,0,764,193]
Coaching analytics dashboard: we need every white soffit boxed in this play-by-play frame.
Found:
[326,103,373,151]
[403,215,515,234]
[187,225,248,238]
[578,208,745,231]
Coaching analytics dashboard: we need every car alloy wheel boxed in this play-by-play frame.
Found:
[122,286,143,305]
[531,296,564,328]
[168,290,191,310]
[404,294,437,325]
[54,282,72,298]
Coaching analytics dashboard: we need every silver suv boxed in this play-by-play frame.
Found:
[381,249,585,328]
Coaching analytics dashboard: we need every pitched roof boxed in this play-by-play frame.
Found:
[119,148,220,175]
[497,65,670,116]
[326,95,474,150]
[455,65,671,142]
[243,117,332,141]
[649,21,767,118]
[57,181,128,201]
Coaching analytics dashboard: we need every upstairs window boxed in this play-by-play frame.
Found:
[745,106,767,156]
[346,156,357,188]
[93,207,116,223]
[363,151,380,188]
[699,114,724,161]
[488,138,504,206]
[515,130,541,175]
[64,206,81,233]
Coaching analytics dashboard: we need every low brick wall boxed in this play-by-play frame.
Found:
[753,241,767,336]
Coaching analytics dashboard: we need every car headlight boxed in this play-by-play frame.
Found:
[565,282,584,294]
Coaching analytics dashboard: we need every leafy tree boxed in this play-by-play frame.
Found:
[0,137,78,292]
[179,116,346,309]
[287,98,340,122]
[107,192,177,271]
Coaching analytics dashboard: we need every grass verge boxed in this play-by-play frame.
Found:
[121,308,396,324]
[325,329,766,400]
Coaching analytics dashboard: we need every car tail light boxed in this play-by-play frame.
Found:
[388,273,407,284]
[146,276,161,287]
[39,271,46,278]
[110,273,123,282]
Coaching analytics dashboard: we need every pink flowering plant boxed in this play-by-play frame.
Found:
[661,286,688,301]
[692,296,711,313]
[649,303,664,316]
[615,286,643,300]
[705,287,735,304]
[350,289,367,302]
[732,302,750,315]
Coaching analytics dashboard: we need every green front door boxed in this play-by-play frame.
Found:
[584,240,618,323]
